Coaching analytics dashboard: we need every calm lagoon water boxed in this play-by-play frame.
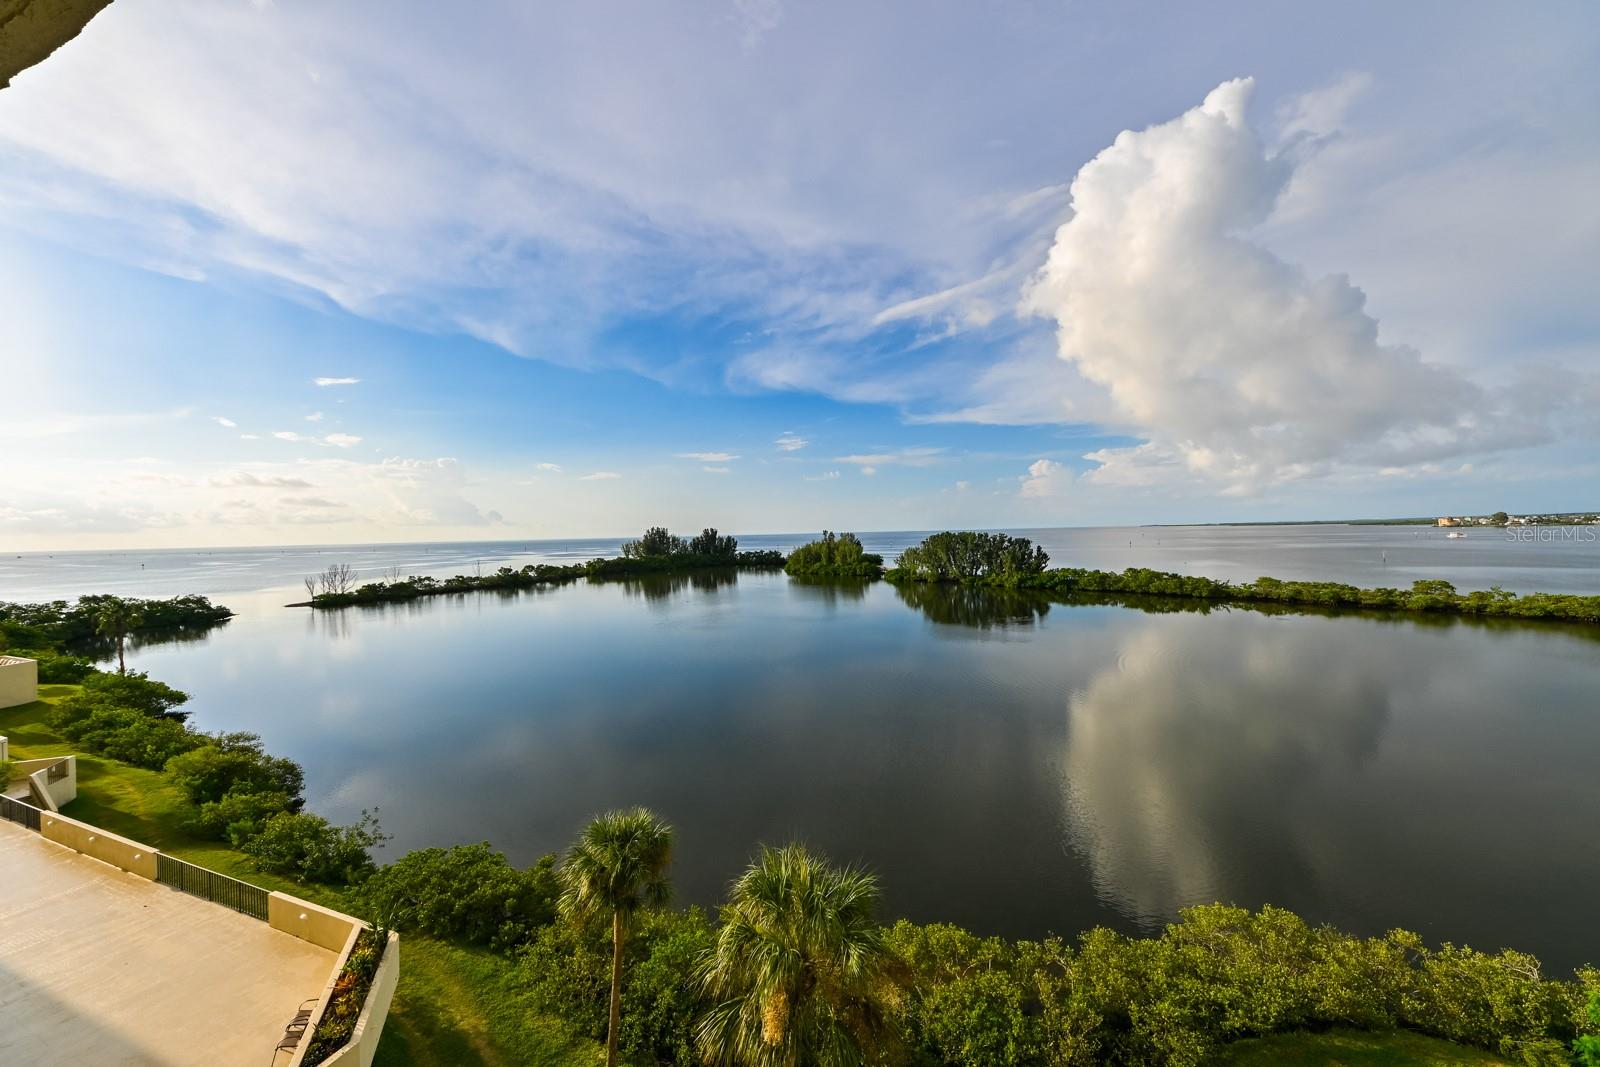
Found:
[5,526,1599,972]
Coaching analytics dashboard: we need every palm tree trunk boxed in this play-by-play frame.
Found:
[116,632,126,674]
[607,910,624,1067]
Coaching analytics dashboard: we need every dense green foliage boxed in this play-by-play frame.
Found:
[622,527,691,559]
[66,670,191,719]
[303,529,784,609]
[50,671,204,768]
[305,562,590,607]
[620,526,746,562]
[1574,994,1600,1066]
[509,848,1600,1067]
[166,731,312,847]
[887,535,1600,624]
[894,532,1052,583]
[0,591,232,659]
[558,808,676,1067]
[890,907,1600,1067]
[23,649,99,683]
[785,531,885,578]
[359,843,560,950]
[241,808,389,884]
[165,731,306,806]
[519,909,716,1065]
[696,843,901,1067]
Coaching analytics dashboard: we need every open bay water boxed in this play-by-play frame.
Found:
[4,525,1598,972]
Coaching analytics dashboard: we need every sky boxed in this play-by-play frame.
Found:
[2,0,1598,550]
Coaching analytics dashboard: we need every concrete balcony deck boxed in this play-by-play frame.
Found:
[0,819,337,1065]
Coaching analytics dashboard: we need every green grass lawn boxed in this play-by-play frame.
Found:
[1,688,594,1067]
[1210,1029,1512,1066]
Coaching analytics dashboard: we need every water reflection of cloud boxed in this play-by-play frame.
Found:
[1062,619,1393,922]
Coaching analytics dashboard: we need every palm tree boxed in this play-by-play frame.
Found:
[696,843,901,1067]
[94,597,144,675]
[558,808,674,1067]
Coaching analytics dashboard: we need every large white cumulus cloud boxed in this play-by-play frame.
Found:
[1025,78,1512,493]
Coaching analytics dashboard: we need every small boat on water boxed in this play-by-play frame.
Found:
[1446,531,1467,539]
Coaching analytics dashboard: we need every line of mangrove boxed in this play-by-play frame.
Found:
[273,524,1600,624]
[885,530,1600,624]
[289,526,785,608]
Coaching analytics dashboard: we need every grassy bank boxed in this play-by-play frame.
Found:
[1210,1028,1514,1065]
[0,687,593,1067]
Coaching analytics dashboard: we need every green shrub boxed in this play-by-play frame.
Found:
[893,532,1050,583]
[1399,942,1581,1063]
[240,810,388,885]
[52,671,191,735]
[164,732,305,807]
[616,908,715,1064]
[59,705,204,768]
[785,531,884,577]
[1575,989,1600,1066]
[621,526,688,559]
[516,908,715,1064]
[16,649,98,683]
[517,919,610,1037]
[78,670,191,717]
[357,843,559,949]
[187,788,298,845]
[687,528,738,559]
[0,594,231,651]
[883,906,1592,1067]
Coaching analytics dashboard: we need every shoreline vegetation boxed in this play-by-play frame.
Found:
[3,587,1598,1064]
[288,526,784,608]
[885,531,1600,624]
[783,530,884,578]
[279,526,1600,626]
[0,594,234,681]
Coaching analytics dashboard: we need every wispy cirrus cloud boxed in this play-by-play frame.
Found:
[774,432,808,452]
[272,430,363,448]
[208,471,314,489]
[675,451,739,463]
[313,377,361,387]
[578,471,620,481]
[833,447,945,469]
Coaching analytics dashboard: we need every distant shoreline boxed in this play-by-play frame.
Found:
[1153,514,1600,528]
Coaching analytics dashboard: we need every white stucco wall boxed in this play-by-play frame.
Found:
[0,656,39,709]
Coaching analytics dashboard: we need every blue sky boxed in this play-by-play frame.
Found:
[3,1,1597,548]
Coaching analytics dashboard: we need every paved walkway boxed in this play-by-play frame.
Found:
[0,820,336,1065]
